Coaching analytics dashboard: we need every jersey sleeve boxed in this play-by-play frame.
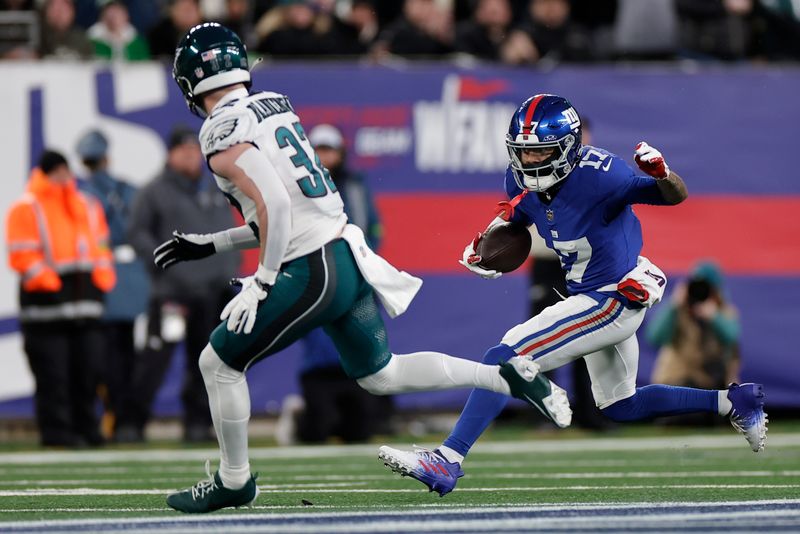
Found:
[504,166,521,199]
[199,106,258,159]
[600,156,669,221]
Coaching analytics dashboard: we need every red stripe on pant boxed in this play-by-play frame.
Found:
[518,299,620,356]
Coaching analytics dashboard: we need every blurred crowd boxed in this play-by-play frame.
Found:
[1,0,799,63]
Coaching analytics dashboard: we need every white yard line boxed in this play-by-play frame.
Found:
[494,470,800,479]
[0,500,797,516]
[1,470,798,487]
[3,499,800,515]
[0,484,798,497]
[0,433,797,465]
[0,480,372,488]
[0,508,168,513]
[0,464,375,475]
[0,458,727,475]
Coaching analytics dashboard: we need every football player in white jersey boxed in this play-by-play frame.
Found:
[159,23,571,513]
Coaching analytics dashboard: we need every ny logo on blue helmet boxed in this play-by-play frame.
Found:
[506,94,583,192]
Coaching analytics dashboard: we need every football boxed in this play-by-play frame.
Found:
[475,222,532,273]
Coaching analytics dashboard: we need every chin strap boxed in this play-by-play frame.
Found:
[495,190,529,221]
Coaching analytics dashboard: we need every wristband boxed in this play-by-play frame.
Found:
[256,263,278,286]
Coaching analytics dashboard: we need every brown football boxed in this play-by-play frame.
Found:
[475,222,532,273]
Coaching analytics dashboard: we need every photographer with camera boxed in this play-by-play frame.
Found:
[646,262,741,417]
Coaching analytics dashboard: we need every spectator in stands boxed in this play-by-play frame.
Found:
[500,0,591,64]
[255,0,340,57]
[276,124,390,445]
[0,0,37,58]
[75,130,149,441]
[676,0,755,61]
[372,0,453,58]
[569,0,618,60]
[570,0,618,31]
[147,0,203,58]
[121,0,161,37]
[39,0,93,59]
[753,0,800,60]
[647,262,740,399]
[87,0,150,60]
[1,0,33,10]
[5,150,115,447]
[454,0,512,61]
[220,0,256,47]
[613,0,678,60]
[118,127,238,443]
[348,0,380,50]
[326,0,381,55]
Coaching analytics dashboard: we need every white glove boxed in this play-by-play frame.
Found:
[634,141,670,179]
[458,232,502,280]
[220,265,271,335]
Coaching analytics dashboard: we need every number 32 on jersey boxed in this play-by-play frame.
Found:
[275,122,337,198]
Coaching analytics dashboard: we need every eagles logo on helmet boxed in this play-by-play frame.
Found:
[173,23,251,118]
[506,94,583,192]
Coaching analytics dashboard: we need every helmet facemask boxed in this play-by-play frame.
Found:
[173,73,205,118]
[507,132,577,192]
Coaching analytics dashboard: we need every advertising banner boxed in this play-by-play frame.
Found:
[1,61,797,414]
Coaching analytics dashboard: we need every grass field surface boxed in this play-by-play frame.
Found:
[0,427,798,532]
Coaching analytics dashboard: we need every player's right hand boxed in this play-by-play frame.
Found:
[458,233,502,280]
[634,141,670,179]
[221,266,271,334]
[153,231,216,270]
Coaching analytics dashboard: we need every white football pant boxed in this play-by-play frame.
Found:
[501,294,645,409]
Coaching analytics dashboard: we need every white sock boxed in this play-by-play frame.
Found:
[199,345,252,490]
[358,351,511,395]
[718,389,732,416]
[437,445,464,465]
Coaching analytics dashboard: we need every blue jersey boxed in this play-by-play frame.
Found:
[505,146,669,295]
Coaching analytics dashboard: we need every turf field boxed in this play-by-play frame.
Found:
[1,429,799,532]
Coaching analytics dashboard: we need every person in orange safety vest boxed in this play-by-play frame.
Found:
[5,150,116,446]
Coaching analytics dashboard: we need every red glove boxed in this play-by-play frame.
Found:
[634,142,670,179]
[617,278,650,304]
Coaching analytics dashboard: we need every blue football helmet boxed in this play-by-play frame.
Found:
[506,94,582,192]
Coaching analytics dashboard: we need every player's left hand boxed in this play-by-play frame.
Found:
[220,267,271,335]
[458,233,502,280]
[154,231,216,270]
[634,142,670,179]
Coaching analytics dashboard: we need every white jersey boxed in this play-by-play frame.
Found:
[199,88,347,264]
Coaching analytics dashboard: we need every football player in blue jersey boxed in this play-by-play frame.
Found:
[378,94,768,497]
